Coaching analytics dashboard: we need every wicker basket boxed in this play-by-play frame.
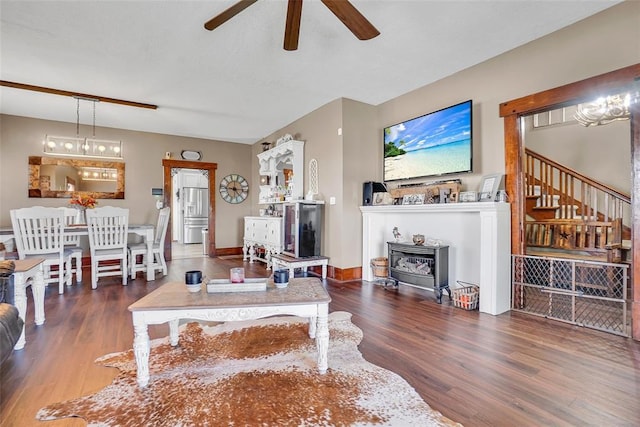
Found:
[452,281,479,310]
[370,257,388,278]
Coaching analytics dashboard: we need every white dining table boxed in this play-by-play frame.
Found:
[0,224,158,281]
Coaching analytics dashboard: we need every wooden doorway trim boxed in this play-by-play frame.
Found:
[162,159,218,259]
[499,63,640,340]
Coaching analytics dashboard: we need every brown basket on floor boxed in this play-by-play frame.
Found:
[370,257,388,278]
[452,281,479,310]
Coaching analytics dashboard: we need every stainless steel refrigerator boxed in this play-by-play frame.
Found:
[182,187,209,244]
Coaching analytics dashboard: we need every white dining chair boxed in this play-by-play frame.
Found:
[59,207,83,284]
[129,207,170,279]
[86,206,129,289]
[10,207,72,294]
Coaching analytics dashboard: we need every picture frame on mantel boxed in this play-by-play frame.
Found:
[402,193,425,205]
[478,173,503,202]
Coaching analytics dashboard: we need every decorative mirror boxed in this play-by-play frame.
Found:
[28,156,125,199]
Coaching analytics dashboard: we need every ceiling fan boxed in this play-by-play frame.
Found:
[204,0,380,51]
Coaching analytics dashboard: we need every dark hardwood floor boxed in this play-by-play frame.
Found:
[1,257,639,426]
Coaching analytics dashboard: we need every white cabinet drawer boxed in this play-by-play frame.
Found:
[244,216,282,249]
[266,220,281,246]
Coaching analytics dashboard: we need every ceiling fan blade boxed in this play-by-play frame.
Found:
[284,0,303,51]
[204,0,258,31]
[321,0,380,40]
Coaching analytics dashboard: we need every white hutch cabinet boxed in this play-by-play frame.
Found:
[243,139,305,268]
[256,139,304,203]
[242,216,282,269]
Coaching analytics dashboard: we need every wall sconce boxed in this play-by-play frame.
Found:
[42,97,123,159]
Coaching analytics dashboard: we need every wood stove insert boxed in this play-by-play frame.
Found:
[387,242,450,303]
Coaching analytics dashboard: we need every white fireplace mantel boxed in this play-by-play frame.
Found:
[360,202,511,315]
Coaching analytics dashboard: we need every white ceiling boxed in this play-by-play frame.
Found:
[0,0,620,144]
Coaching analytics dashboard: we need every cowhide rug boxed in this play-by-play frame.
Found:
[37,311,461,426]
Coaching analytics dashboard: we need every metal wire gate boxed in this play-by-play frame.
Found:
[512,254,630,337]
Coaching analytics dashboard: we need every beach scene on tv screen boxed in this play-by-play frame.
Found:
[384,101,471,181]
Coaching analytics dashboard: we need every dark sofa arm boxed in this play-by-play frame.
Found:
[0,303,24,364]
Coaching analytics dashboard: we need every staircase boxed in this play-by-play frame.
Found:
[524,148,631,263]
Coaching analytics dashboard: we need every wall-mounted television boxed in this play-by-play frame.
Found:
[383,100,472,182]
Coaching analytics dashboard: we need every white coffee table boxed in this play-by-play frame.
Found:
[12,258,46,350]
[271,254,329,279]
[128,277,331,387]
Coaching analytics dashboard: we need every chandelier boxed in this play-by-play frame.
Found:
[43,97,123,159]
[574,93,632,127]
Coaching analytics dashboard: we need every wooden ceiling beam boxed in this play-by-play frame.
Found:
[284,0,303,51]
[204,0,258,31]
[0,80,158,110]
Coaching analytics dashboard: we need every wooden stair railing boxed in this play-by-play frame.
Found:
[525,218,624,263]
[525,148,631,239]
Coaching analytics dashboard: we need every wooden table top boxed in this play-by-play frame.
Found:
[0,224,153,237]
[271,254,329,262]
[12,258,45,273]
[128,277,331,312]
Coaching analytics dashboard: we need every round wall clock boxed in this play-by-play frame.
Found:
[219,174,249,204]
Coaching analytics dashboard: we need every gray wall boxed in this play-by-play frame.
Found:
[524,115,631,194]
[0,114,253,250]
[2,2,638,270]
[257,1,640,271]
